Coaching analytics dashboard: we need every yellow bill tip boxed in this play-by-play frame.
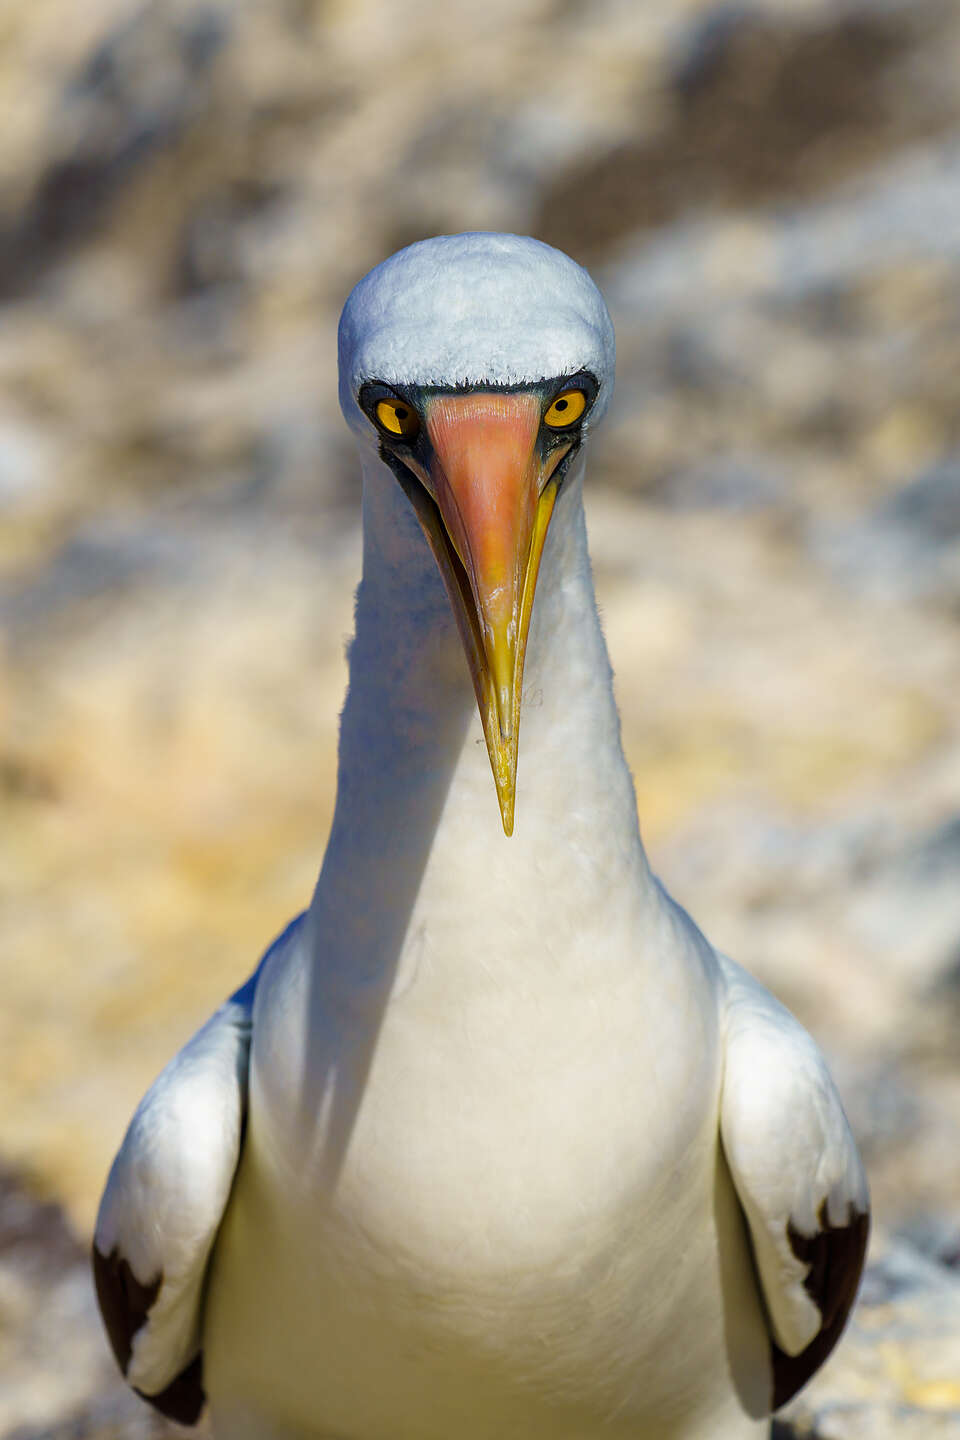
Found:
[494,761,516,837]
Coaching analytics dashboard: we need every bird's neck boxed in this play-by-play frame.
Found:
[306,451,653,977]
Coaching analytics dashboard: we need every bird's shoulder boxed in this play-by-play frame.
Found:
[716,954,869,1409]
[92,913,305,1424]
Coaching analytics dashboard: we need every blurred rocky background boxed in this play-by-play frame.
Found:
[1,0,958,1434]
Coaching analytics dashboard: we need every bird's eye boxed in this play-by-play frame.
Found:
[376,398,420,440]
[543,389,587,429]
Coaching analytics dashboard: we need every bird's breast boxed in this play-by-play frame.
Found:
[204,918,745,1437]
[250,937,716,1283]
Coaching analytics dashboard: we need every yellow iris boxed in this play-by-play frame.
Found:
[376,397,419,439]
[543,389,587,428]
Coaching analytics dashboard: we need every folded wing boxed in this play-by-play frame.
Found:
[92,917,303,1424]
[718,955,869,1410]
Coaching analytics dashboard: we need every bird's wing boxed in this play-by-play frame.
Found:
[92,915,304,1425]
[717,954,869,1410]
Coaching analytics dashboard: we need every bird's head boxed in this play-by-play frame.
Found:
[338,233,615,836]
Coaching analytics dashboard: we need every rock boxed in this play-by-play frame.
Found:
[647,452,791,512]
[0,3,229,299]
[534,0,960,261]
[815,453,960,610]
[896,1216,960,1274]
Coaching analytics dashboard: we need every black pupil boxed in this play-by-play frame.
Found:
[555,399,568,412]
[396,406,408,421]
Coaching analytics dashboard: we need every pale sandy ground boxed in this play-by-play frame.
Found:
[1,0,959,1434]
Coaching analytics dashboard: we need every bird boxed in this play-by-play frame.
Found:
[93,232,869,1440]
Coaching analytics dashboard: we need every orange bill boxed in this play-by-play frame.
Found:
[398,391,570,835]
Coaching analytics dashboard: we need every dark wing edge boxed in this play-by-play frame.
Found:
[92,1245,206,1425]
[770,1200,870,1410]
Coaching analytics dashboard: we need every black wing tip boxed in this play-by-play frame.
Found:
[92,1244,207,1425]
[136,1353,206,1426]
[771,1200,870,1410]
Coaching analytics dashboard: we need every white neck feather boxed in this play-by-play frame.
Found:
[306,452,654,984]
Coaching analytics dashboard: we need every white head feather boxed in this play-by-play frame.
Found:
[337,233,616,445]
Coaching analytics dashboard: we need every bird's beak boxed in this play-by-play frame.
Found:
[396,392,570,836]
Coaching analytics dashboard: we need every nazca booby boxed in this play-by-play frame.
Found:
[93,233,869,1440]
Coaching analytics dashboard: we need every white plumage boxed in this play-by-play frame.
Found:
[94,234,868,1439]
